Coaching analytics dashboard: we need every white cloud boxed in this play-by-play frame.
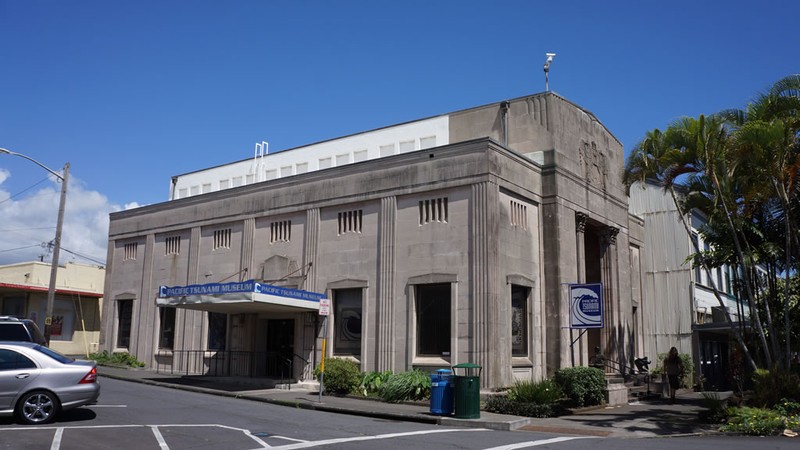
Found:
[0,171,121,266]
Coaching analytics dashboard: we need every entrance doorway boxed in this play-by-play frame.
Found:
[266,319,294,378]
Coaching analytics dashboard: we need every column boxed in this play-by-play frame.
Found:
[574,212,588,366]
[377,196,396,371]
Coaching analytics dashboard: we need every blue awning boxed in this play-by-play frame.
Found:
[155,280,324,314]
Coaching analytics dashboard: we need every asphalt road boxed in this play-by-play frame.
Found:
[0,378,795,449]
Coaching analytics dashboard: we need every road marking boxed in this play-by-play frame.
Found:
[267,428,488,449]
[150,426,170,450]
[244,430,272,448]
[270,435,309,443]
[50,427,63,450]
[482,436,598,450]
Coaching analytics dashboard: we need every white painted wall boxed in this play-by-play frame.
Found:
[169,116,450,200]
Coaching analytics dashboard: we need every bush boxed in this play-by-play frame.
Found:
[698,392,729,424]
[378,369,430,402]
[315,358,361,395]
[359,370,393,396]
[89,351,145,368]
[721,407,786,435]
[553,367,605,408]
[507,379,562,405]
[484,396,557,418]
[752,369,800,408]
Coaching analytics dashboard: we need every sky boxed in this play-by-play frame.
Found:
[1,0,798,267]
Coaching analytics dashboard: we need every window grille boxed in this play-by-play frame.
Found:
[165,236,181,255]
[510,200,528,230]
[123,243,137,261]
[418,197,448,225]
[338,210,363,234]
[270,220,291,243]
[213,229,231,250]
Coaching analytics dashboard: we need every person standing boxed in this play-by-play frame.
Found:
[663,347,684,403]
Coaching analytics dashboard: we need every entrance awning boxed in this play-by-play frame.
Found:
[155,280,324,314]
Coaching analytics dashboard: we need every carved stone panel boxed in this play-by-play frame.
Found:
[579,140,607,190]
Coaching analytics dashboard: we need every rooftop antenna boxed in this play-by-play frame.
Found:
[543,52,556,91]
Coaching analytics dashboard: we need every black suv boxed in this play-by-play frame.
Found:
[0,316,47,345]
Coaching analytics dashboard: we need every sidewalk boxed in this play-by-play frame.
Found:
[97,365,721,439]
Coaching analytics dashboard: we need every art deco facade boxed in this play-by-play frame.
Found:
[99,92,645,388]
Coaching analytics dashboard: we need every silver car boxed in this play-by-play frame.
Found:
[0,342,100,424]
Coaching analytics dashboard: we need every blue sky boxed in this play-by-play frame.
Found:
[1,0,798,265]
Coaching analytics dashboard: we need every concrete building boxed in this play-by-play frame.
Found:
[628,180,750,389]
[99,92,645,388]
[0,261,104,355]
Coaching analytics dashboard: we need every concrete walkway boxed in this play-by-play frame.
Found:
[97,365,722,439]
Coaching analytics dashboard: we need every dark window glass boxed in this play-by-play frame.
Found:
[207,312,227,350]
[116,300,133,348]
[333,288,362,357]
[0,349,36,370]
[33,345,74,364]
[0,324,29,341]
[416,283,451,357]
[511,285,529,357]
[158,307,176,349]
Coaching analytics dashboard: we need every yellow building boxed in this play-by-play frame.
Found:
[0,261,104,356]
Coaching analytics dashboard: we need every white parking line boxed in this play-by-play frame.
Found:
[482,436,598,450]
[50,427,63,450]
[150,426,169,450]
[266,428,489,450]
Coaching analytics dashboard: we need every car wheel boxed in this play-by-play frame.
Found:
[16,390,60,425]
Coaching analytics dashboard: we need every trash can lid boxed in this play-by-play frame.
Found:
[452,363,482,369]
[436,369,453,374]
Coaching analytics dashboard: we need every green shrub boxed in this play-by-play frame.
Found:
[315,358,361,395]
[721,407,785,435]
[484,396,557,418]
[378,369,430,402]
[774,398,800,417]
[752,369,800,408]
[89,350,145,368]
[553,367,605,408]
[359,370,393,396]
[507,379,562,405]
[698,392,729,424]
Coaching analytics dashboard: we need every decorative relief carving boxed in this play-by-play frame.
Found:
[579,140,607,190]
[601,227,619,245]
[576,212,588,233]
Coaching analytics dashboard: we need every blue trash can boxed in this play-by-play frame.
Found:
[429,369,454,415]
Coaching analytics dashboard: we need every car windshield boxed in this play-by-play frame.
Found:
[33,344,75,364]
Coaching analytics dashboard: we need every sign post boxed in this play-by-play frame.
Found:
[318,298,330,403]
[568,283,604,367]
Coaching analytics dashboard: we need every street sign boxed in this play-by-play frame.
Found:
[319,298,330,316]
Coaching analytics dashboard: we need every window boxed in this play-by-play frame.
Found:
[419,198,448,225]
[353,150,368,162]
[158,307,176,349]
[190,185,200,196]
[338,210,363,234]
[213,228,231,250]
[123,243,138,261]
[219,179,230,190]
[178,188,187,199]
[511,285,529,356]
[420,135,437,149]
[245,174,254,184]
[379,144,395,157]
[232,176,243,187]
[333,288,362,357]
[296,162,308,174]
[399,140,415,153]
[270,220,291,243]
[691,233,701,282]
[202,183,212,194]
[0,349,36,371]
[165,236,181,255]
[510,200,528,230]
[280,166,292,177]
[415,283,450,357]
[336,153,350,166]
[265,169,277,180]
[207,312,227,350]
[116,299,133,348]
[319,157,332,169]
